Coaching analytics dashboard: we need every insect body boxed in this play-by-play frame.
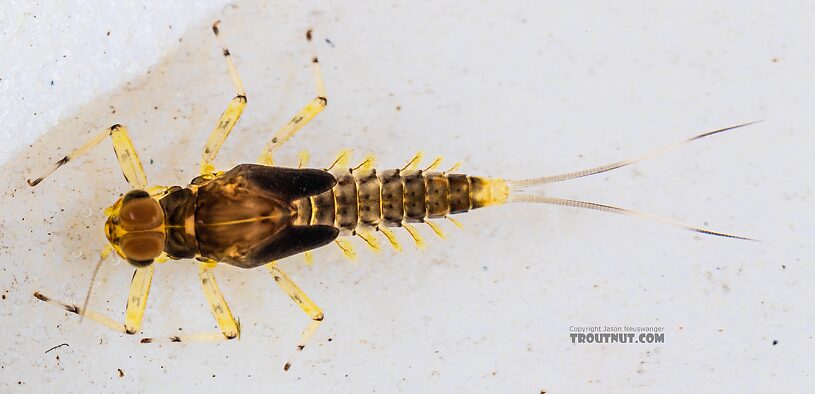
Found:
[27,21,754,371]
[148,163,508,269]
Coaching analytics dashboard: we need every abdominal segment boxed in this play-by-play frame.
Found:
[297,169,509,234]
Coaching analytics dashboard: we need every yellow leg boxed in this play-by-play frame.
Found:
[141,262,240,343]
[28,124,147,189]
[258,29,328,165]
[200,20,248,175]
[124,265,154,333]
[265,261,324,371]
[198,263,241,339]
[34,263,154,335]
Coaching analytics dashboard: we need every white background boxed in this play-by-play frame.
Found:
[1,1,813,392]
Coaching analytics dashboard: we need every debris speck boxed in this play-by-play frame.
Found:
[118,368,124,378]
[44,343,69,353]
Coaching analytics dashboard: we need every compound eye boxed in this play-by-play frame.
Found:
[119,192,164,231]
[120,232,164,265]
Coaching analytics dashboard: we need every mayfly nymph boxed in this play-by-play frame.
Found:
[27,21,756,371]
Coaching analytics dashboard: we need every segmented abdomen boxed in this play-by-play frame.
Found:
[292,169,509,234]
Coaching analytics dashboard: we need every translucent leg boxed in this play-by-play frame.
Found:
[28,124,147,189]
[34,263,154,335]
[199,20,248,175]
[265,261,324,371]
[258,29,328,165]
[141,262,240,343]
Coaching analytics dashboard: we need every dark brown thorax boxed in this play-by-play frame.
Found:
[159,164,339,268]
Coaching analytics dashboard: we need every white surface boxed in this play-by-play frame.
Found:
[1,1,813,392]
[0,1,231,165]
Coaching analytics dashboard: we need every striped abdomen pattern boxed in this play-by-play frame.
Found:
[292,169,509,234]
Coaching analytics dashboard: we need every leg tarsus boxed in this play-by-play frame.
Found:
[140,263,240,344]
[200,21,248,174]
[257,28,328,165]
[265,261,325,371]
[212,20,246,96]
[34,262,154,336]
[34,291,128,334]
[28,124,148,189]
